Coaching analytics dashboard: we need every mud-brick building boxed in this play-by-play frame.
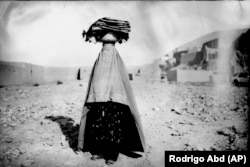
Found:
[166,28,249,83]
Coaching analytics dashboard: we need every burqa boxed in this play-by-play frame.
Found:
[78,43,145,162]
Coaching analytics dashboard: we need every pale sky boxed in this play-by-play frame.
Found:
[0,1,250,67]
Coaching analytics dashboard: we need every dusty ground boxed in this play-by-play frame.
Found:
[0,73,249,167]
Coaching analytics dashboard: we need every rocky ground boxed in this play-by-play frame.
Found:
[0,73,249,167]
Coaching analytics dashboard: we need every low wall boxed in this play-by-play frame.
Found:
[166,70,177,82]
[31,64,45,84]
[177,70,211,82]
[166,69,216,83]
[0,61,89,86]
[0,62,31,86]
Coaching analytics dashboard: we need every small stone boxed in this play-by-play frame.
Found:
[21,159,34,167]
[173,110,182,115]
[10,123,17,127]
[60,142,68,149]
[152,107,158,111]
[11,148,20,158]
[5,138,13,143]
[19,148,26,155]
[188,122,194,125]
[46,141,53,146]
[11,116,17,121]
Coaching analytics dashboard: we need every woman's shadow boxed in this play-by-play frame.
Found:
[45,115,79,153]
[45,115,142,158]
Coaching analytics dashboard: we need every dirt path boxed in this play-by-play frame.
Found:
[0,76,248,167]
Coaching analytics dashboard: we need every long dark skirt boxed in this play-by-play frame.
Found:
[83,101,143,161]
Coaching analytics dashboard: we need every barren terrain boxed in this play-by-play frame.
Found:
[0,73,248,167]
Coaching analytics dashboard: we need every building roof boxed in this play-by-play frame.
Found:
[175,28,248,51]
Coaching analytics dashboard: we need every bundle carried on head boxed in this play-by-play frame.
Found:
[82,17,131,44]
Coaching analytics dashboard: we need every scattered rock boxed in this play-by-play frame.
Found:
[11,148,20,158]
[33,83,39,87]
[5,137,13,143]
[188,122,194,125]
[43,141,53,147]
[152,107,159,111]
[21,159,34,167]
[171,109,182,115]
[40,120,50,125]
[18,148,26,155]
[57,81,63,85]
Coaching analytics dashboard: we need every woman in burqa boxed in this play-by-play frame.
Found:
[78,18,145,165]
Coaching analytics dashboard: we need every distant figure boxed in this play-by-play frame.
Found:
[78,17,145,165]
[136,69,141,76]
